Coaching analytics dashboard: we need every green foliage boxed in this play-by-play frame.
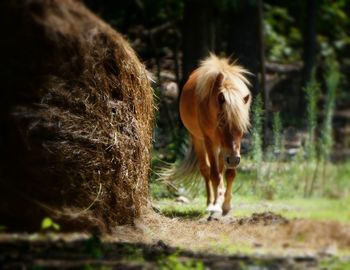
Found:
[158,253,204,270]
[272,112,282,156]
[85,235,103,259]
[264,4,302,62]
[209,239,254,255]
[156,198,206,219]
[237,158,350,200]
[41,217,60,231]
[249,56,343,199]
[318,0,350,58]
[215,0,257,11]
[321,257,350,270]
[250,94,263,165]
[151,182,173,200]
[161,207,205,219]
[84,266,112,270]
[304,70,321,160]
[320,58,340,161]
[303,70,321,197]
[142,0,184,25]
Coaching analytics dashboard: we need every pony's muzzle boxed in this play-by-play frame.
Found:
[225,155,240,168]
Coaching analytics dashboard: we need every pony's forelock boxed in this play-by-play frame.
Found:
[222,90,251,133]
[195,54,251,133]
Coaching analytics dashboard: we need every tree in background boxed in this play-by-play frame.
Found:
[182,0,216,81]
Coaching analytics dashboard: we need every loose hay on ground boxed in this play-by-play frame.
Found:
[0,0,154,233]
[113,211,350,255]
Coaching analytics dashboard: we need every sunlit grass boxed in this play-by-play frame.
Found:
[154,198,206,219]
[207,239,254,255]
[233,196,350,223]
[155,195,350,223]
[235,159,350,199]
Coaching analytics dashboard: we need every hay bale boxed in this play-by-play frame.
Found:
[0,0,154,232]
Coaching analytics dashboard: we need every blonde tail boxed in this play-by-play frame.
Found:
[157,143,202,196]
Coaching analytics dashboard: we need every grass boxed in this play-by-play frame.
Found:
[154,198,206,219]
[321,257,350,270]
[234,159,350,199]
[155,195,350,223]
[157,253,204,270]
[207,239,255,255]
[154,159,350,223]
[232,196,350,223]
[152,159,350,202]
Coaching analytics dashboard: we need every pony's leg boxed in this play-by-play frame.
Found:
[213,152,226,212]
[192,137,213,209]
[203,167,214,210]
[204,140,225,213]
[222,169,236,215]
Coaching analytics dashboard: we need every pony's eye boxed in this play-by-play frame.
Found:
[218,92,225,105]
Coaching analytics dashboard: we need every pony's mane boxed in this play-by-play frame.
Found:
[195,54,251,133]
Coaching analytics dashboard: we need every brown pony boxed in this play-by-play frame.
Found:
[162,54,251,215]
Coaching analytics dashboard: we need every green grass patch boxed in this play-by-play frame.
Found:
[235,160,350,199]
[228,196,350,223]
[233,196,350,223]
[155,195,350,223]
[207,239,254,255]
[155,198,206,219]
[157,253,204,270]
[320,257,350,270]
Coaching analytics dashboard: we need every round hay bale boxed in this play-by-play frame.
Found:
[0,0,154,233]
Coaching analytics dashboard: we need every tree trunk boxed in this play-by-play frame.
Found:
[257,0,268,146]
[226,2,260,95]
[182,0,216,82]
[300,0,317,114]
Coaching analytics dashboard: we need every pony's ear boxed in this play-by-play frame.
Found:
[212,72,224,93]
[243,94,250,104]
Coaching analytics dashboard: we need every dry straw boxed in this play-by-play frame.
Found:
[0,0,154,233]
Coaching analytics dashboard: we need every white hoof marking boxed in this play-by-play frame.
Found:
[208,204,223,213]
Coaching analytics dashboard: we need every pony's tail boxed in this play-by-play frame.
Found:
[157,143,202,196]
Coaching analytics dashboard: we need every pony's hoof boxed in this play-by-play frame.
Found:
[207,212,221,221]
[207,204,223,213]
[206,204,214,212]
[222,207,231,216]
[222,204,231,216]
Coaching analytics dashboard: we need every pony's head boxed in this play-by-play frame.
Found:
[196,55,251,168]
[212,72,251,168]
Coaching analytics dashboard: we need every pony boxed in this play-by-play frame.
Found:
[160,54,251,215]
[172,54,252,215]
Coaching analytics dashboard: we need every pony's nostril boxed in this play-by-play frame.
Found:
[225,156,240,167]
[235,156,241,165]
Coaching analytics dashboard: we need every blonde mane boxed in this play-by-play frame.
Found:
[195,54,251,133]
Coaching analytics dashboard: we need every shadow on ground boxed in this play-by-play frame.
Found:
[1,232,348,270]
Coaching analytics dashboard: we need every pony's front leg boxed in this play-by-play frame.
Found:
[205,141,225,213]
[222,169,236,215]
[198,159,214,210]
[192,137,214,210]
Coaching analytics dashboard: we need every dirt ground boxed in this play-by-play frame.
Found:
[143,211,350,255]
[1,211,350,269]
